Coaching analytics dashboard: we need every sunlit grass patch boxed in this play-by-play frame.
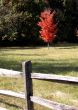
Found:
[0,77,25,110]
[33,80,78,107]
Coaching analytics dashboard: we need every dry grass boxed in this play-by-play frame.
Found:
[0,44,78,109]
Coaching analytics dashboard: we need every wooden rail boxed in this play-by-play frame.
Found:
[0,90,25,99]
[0,61,78,110]
[0,107,7,110]
[31,73,78,84]
[0,68,22,77]
[30,96,78,110]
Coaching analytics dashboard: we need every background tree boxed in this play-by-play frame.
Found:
[44,0,78,43]
[38,9,57,48]
[0,0,78,46]
[0,0,46,46]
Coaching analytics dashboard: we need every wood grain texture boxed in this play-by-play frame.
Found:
[0,68,22,77]
[31,96,78,110]
[31,73,78,84]
[0,90,25,99]
[22,61,34,110]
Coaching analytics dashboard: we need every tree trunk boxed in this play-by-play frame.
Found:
[48,42,49,49]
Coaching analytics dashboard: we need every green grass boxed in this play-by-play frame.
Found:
[0,44,78,109]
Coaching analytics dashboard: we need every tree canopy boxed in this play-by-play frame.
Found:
[0,0,78,46]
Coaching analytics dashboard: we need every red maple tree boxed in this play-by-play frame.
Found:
[38,9,57,46]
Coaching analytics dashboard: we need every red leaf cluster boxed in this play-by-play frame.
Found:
[38,9,57,43]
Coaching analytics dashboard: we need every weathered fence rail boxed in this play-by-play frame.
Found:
[0,68,22,77]
[0,61,78,110]
[0,90,25,99]
[31,73,78,84]
[30,96,78,110]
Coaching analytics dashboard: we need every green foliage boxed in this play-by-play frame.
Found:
[59,0,78,42]
[0,0,46,46]
[0,0,78,45]
[47,0,78,43]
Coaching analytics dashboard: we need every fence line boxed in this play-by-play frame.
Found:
[23,61,78,110]
[0,68,78,84]
[0,61,78,110]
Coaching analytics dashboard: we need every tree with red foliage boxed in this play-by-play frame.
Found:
[38,9,57,47]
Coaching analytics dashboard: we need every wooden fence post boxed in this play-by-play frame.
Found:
[22,61,34,110]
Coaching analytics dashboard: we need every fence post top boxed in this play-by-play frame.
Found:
[22,60,31,64]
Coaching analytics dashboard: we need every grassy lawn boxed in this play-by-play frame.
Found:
[0,44,78,109]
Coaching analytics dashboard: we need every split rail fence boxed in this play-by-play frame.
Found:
[0,61,78,110]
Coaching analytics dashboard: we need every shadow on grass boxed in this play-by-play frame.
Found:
[57,47,78,49]
[0,59,21,71]
[32,62,78,75]
[0,53,45,56]
[0,58,78,76]
[0,99,23,109]
[52,43,78,47]
[0,47,41,50]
